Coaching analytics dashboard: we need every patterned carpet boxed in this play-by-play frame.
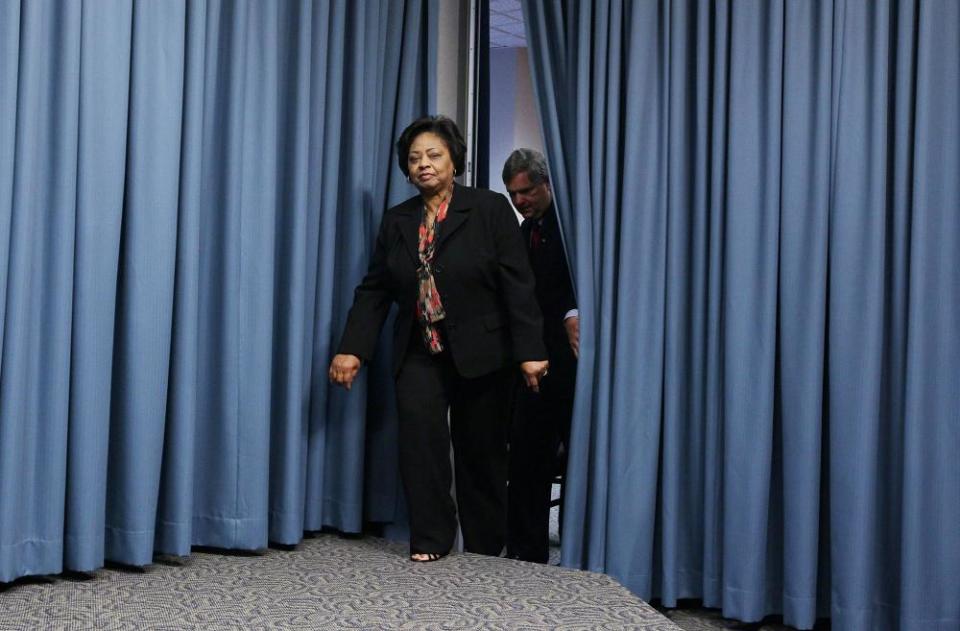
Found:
[546,498,819,631]
[0,533,680,630]
[661,606,822,631]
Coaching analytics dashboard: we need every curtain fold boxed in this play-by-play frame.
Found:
[0,0,434,583]
[522,1,959,629]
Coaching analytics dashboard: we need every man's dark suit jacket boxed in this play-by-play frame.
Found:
[338,184,546,378]
[522,205,577,354]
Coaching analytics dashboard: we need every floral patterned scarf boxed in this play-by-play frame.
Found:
[416,195,450,353]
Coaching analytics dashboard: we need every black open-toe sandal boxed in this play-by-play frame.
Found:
[410,551,448,562]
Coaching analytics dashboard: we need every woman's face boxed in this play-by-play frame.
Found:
[407,132,455,196]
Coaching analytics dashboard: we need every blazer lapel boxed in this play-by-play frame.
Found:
[435,185,471,253]
[395,199,421,265]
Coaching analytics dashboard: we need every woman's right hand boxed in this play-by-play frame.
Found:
[328,354,362,390]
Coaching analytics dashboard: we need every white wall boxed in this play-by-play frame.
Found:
[434,4,544,198]
[435,0,469,125]
[488,48,519,194]
[487,47,544,201]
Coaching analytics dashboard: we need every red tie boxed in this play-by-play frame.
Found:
[529,221,541,251]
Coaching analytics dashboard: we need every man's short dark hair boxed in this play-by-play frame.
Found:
[502,148,550,186]
[396,115,467,177]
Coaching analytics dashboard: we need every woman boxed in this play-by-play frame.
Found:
[328,116,549,562]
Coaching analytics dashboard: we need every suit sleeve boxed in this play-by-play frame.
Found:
[560,259,578,317]
[337,214,394,362]
[491,195,547,362]
[549,210,578,320]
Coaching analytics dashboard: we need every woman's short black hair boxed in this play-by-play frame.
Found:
[396,115,467,177]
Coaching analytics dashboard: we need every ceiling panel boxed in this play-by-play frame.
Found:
[489,0,525,49]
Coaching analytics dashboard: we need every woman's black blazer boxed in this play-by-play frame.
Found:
[337,184,546,378]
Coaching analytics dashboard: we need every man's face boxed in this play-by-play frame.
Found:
[505,171,552,220]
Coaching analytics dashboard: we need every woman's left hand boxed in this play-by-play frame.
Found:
[520,360,550,393]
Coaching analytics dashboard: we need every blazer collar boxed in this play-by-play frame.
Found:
[395,183,472,214]
[435,184,471,252]
[397,184,472,263]
[397,201,420,264]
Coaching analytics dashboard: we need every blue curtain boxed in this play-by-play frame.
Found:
[0,0,434,582]
[523,1,959,629]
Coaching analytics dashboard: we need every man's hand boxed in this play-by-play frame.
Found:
[521,360,550,393]
[564,315,580,359]
[328,354,362,390]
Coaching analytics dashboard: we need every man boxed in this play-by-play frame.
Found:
[502,148,578,563]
